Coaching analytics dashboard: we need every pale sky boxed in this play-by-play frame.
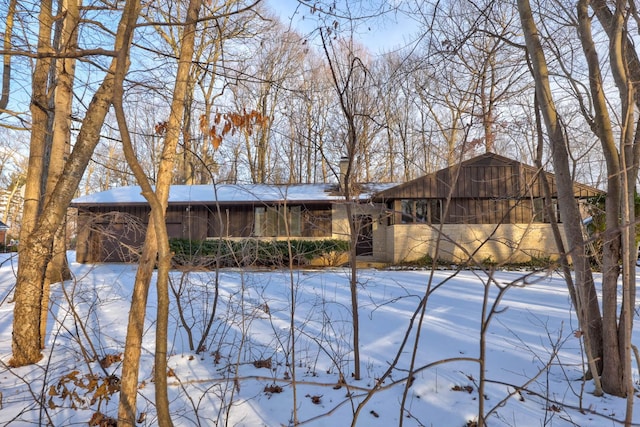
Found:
[265,0,418,54]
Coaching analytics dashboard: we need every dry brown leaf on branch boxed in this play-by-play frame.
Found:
[199,114,208,133]
[222,121,232,136]
[202,109,270,150]
[99,353,122,369]
[155,121,168,135]
[212,134,222,150]
[253,358,272,369]
[306,394,322,404]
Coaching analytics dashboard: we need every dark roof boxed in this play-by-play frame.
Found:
[0,220,8,230]
[373,152,604,200]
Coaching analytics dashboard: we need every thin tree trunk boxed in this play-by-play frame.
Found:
[0,0,17,111]
[517,0,604,392]
[605,0,637,404]
[182,89,194,184]
[576,0,623,395]
[346,201,361,380]
[46,0,80,280]
[588,0,640,392]
[116,226,158,425]
[320,30,362,380]
[116,1,201,425]
[3,179,22,224]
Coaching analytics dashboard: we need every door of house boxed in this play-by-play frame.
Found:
[355,215,373,256]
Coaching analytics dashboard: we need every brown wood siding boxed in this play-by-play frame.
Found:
[98,221,144,262]
[208,206,254,238]
[188,206,208,240]
[440,198,539,224]
[391,196,547,225]
[445,165,521,198]
[78,207,147,262]
[166,206,208,240]
[374,153,603,228]
[302,207,332,237]
[375,153,603,201]
[75,200,335,263]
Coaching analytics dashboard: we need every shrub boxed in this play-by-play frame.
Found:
[169,238,349,268]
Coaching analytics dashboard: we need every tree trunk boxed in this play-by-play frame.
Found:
[11,0,55,366]
[40,0,81,348]
[0,0,17,111]
[116,1,201,425]
[116,226,158,425]
[576,0,624,395]
[346,199,361,380]
[320,30,363,380]
[517,0,604,392]
[10,0,141,368]
[46,0,80,281]
[602,0,639,403]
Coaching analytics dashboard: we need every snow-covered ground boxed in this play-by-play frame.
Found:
[0,252,638,426]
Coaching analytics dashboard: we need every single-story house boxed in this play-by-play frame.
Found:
[71,153,604,265]
[71,182,393,263]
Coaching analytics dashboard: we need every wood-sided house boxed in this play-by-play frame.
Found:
[371,152,604,264]
[71,183,390,263]
[71,153,604,265]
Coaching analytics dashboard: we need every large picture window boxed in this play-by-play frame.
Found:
[254,205,302,237]
[400,199,442,224]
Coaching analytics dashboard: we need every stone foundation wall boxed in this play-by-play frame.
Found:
[386,223,565,264]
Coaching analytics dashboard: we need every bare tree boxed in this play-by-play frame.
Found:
[10,0,141,367]
[320,32,375,381]
[116,0,203,424]
[117,1,264,424]
[281,53,334,183]
[231,17,306,184]
[0,0,17,113]
[40,0,82,348]
[576,0,638,406]
[518,0,606,398]
[517,1,640,414]
[373,52,421,181]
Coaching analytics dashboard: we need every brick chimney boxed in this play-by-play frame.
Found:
[339,156,349,193]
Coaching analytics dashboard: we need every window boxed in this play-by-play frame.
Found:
[427,199,442,224]
[254,205,302,237]
[254,207,266,236]
[400,199,442,224]
[302,209,332,237]
[289,206,302,236]
[401,200,414,223]
[415,200,428,222]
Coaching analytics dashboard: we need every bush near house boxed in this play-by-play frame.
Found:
[169,238,349,268]
[584,192,640,269]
